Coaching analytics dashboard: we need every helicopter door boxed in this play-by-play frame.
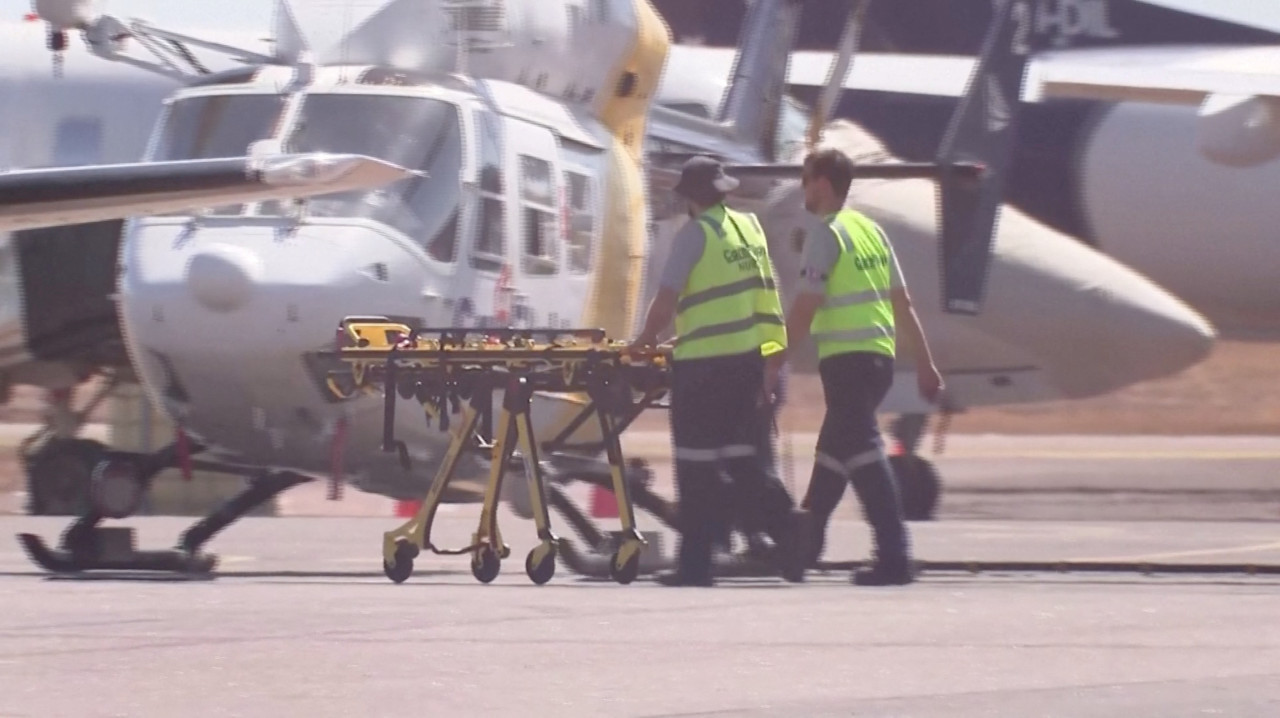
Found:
[502,118,567,328]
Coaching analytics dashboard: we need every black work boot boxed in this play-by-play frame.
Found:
[848,461,913,586]
[773,509,809,583]
[853,556,917,586]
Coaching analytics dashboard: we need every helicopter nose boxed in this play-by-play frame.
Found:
[186,243,263,313]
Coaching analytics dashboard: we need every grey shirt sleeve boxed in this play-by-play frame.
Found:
[798,224,841,293]
[659,219,708,292]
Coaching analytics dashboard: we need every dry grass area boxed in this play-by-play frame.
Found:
[940,339,1280,436]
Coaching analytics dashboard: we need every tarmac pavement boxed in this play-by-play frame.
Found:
[1,433,1279,716]
[2,513,1280,717]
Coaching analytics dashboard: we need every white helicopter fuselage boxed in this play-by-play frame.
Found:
[117,64,627,489]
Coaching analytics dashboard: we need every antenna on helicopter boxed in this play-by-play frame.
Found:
[26,0,102,79]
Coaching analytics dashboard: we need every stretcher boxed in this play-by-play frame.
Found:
[328,318,675,585]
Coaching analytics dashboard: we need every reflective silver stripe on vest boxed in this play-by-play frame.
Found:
[675,444,758,462]
[809,324,895,345]
[824,287,886,309]
[678,275,777,312]
[831,220,856,252]
[674,313,784,346]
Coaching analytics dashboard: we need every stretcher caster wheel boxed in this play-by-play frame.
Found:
[472,546,501,584]
[609,550,640,585]
[383,540,418,584]
[525,544,557,585]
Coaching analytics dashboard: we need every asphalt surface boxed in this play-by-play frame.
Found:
[3,511,1280,717]
[2,434,1279,716]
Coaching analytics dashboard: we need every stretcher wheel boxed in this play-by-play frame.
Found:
[525,545,557,585]
[383,540,417,584]
[609,550,640,585]
[471,546,501,584]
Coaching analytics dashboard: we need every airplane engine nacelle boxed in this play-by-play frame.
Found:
[31,0,99,31]
[1195,93,1280,168]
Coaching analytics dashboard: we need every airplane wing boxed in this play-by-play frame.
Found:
[1025,44,1280,104]
[669,45,978,99]
[0,153,413,232]
[778,44,1280,105]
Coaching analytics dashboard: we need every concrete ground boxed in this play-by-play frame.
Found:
[261,434,1280,522]
[2,514,1280,717]
[2,433,1279,716]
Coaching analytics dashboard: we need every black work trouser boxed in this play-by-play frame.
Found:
[670,351,796,580]
[801,351,911,567]
[713,369,785,551]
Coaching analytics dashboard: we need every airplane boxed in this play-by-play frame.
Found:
[656,0,1280,333]
[5,0,1213,576]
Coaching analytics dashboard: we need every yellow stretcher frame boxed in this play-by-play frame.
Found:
[327,318,671,586]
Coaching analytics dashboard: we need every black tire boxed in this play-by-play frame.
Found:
[383,540,417,584]
[471,546,501,584]
[25,438,107,516]
[609,549,641,585]
[524,545,557,585]
[889,454,942,522]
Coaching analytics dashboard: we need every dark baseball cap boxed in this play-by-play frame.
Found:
[673,155,739,204]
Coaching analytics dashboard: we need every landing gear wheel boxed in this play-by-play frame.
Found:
[90,458,145,520]
[609,549,640,585]
[383,539,418,584]
[25,439,106,516]
[525,544,557,585]
[471,546,501,584]
[890,454,941,521]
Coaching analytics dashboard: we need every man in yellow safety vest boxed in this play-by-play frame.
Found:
[770,148,945,586]
[630,155,804,587]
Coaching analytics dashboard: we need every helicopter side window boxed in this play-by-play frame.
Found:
[470,109,506,272]
[475,198,505,261]
[151,93,286,216]
[278,94,464,263]
[519,155,559,276]
[564,171,595,274]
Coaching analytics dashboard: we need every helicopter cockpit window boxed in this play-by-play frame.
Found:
[151,93,286,215]
[519,155,559,276]
[277,94,464,264]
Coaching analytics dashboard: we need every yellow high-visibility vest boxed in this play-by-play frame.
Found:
[674,204,787,361]
[809,209,896,360]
